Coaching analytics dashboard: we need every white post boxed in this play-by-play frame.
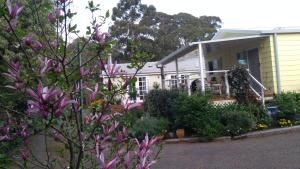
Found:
[160,66,165,89]
[198,44,205,93]
[187,78,191,95]
[175,58,179,88]
[225,71,230,98]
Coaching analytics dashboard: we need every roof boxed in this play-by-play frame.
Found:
[213,28,300,40]
[103,54,200,76]
[157,27,300,66]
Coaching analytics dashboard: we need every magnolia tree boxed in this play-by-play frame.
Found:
[0,0,159,168]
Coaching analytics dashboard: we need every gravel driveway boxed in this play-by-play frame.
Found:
[153,132,300,169]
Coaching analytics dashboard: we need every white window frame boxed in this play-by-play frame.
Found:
[138,76,148,101]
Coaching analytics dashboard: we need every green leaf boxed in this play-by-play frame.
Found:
[105,10,110,18]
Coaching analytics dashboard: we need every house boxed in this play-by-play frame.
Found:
[103,53,201,102]
[156,28,300,105]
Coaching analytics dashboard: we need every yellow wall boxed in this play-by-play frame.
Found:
[277,33,300,92]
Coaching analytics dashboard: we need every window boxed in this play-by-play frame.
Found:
[170,75,177,89]
[180,75,189,86]
[237,51,248,65]
[138,77,147,100]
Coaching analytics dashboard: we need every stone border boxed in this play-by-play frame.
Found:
[164,125,300,144]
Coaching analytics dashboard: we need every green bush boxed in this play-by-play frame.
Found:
[275,92,300,119]
[228,66,251,103]
[172,93,223,139]
[130,117,168,140]
[220,111,254,137]
[144,89,184,126]
[119,107,145,127]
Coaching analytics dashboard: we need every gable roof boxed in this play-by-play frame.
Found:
[213,28,300,40]
[103,54,200,77]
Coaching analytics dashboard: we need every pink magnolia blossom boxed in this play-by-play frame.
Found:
[33,41,43,52]
[124,152,130,169]
[116,127,128,143]
[2,59,23,90]
[106,62,121,77]
[80,67,89,78]
[39,57,53,76]
[60,0,68,3]
[135,134,158,169]
[5,0,23,32]
[55,7,61,17]
[23,33,33,46]
[48,12,55,23]
[122,100,141,111]
[102,121,119,136]
[94,25,110,44]
[6,0,24,19]
[87,83,99,102]
[99,152,120,169]
[26,80,60,118]
[0,126,10,142]
[54,95,78,118]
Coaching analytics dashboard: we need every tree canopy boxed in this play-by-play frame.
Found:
[109,0,222,62]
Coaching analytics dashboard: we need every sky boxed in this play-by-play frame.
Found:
[72,0,300,35]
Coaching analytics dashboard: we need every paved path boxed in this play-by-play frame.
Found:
[153,132,300,169]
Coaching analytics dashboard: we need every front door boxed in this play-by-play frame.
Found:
[247,48,262,92]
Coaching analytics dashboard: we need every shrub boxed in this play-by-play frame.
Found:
[172,93,223,139]
[130,117,168,140]
[144,89,183,125]
[119,107,145,127]
[275,92,300,119]
[228,66,251,103]
[220,111,254,137]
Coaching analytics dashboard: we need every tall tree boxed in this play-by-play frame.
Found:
[110,0,222,62]
[110,0,156,62]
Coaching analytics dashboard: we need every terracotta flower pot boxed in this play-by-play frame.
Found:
[176,129,185,138]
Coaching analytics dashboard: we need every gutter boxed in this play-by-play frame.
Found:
[273,33,282,94]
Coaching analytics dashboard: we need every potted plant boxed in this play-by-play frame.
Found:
[176,128,185,138]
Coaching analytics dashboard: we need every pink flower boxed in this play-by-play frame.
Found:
[2,59,23,90]
[60,0,68,3]
[94,25,110,44]
[39,57,53,76]
[23,33,33,46]
[87,83,99,102]
[55,7,61,17]
[80,67,89,78]
[122,100,141,111]
[48,12,55,23]
[6,0,24,19]
[103,121,119,136]
[54,95,77,118]
[134,134,158,169]
[124,152,130,169]
[0,126,10,142]
[26,80,60,119]
[106,62,121,77]
[33,41,43,52]
[5,0,23,32]
[99,152,120,169]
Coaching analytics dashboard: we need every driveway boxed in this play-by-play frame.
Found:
[153,132,300,169]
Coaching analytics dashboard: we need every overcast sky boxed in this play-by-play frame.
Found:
[72,0,300,35]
